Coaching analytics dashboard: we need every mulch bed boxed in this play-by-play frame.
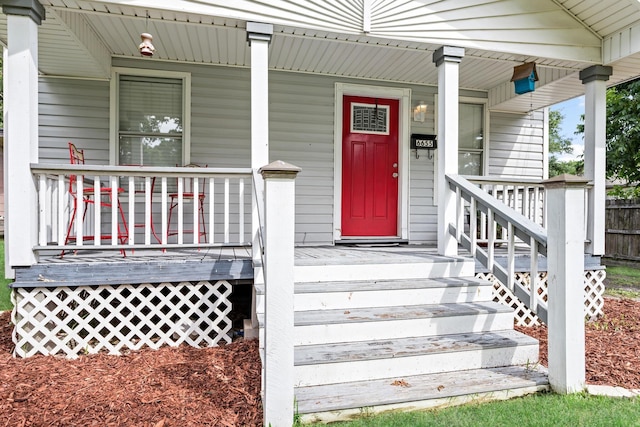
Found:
[516,297,640,389]
[0,311,262,427]
[1,297,638,426]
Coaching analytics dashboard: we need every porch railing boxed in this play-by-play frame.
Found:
[447,174,549,323]
[32,163,252,252]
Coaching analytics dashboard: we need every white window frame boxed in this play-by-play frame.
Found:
[109,67,191,165]
[458,97,490,176]
[433,95,490,201]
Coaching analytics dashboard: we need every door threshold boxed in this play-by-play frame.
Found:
[335,238,408,246]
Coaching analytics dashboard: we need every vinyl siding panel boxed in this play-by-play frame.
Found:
[38,77,111,164]
[488,111,545,179]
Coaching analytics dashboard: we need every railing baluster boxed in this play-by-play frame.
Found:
[487,208,495,271]
[177,177,184,245]
[77,176,84,246]
[128,177,135,246]
[507,222,515,292]
[209,178,215,244]
[94,176,102,246]
[456,186,463,241]
[224,178,230,243]
[530,235,539,312]
[470,197,477,256]
[239,178,245,243]
[57,174,65,245]
[523,186,530,221]
[111,176,118,246]
[193,176,199,245]
[145,177,152,246]
[161,177,168,246]
[38,174,47,246]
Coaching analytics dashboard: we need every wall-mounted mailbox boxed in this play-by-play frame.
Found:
[410,133,437,159]
[410,133,437,149]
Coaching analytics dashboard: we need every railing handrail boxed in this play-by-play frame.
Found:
[448,174,547,254]
[31,163,252,178]
[463,175,545,186]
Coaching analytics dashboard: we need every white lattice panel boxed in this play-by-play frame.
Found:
[11,280,233,358]
[477,269,606,326]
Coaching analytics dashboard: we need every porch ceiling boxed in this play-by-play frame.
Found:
[2,0,640,112]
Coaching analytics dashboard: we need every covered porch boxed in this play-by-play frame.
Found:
[3,0,640,424]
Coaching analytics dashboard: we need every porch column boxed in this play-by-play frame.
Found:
[247,22,273,331]
[580,65,612,256]
[260,160,300,427]
[1,0,45,273]
[433,46,464,256]
[545,174,589,394]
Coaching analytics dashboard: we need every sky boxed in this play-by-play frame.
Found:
[550,96,585,161]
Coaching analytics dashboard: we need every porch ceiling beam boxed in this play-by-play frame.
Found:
[47,8,111,78]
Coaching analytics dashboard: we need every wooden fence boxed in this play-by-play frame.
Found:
[605,199,640,261]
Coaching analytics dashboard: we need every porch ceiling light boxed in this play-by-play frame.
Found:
[413,101,427,122]
[139,33,155,57]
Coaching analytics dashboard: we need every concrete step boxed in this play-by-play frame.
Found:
[294,329,538,387]
[293,301,514,346]
[294,277,493,311]
[293,255,474,283]
[295,365,549,423]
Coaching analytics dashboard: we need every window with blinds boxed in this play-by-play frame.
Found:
[118,75,183,166]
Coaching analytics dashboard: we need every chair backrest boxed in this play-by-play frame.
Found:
[178,163,207,196]
[68,142,85,194]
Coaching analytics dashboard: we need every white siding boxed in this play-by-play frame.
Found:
[488,111,545,179]
[38,77,111,164]
[37,58,546,245]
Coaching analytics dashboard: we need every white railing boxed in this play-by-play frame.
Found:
[32,163,252,252]
[447,174,549,323]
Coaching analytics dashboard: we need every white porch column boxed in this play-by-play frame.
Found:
[247,22,273,330]
[433,46,464,256]
[260,160,300,427]
[2,0,45,273]
[580,65,612,256]
[545,174,589,394]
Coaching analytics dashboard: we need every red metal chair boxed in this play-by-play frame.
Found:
[64,142,129,253]
[166,163,207,243]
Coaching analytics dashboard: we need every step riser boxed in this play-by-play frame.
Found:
[294,312,514,346]
[295,345,539,387]
[295,286,493,311]
[294,260,475,283]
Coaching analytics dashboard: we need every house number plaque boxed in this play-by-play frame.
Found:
[410,134,437,150]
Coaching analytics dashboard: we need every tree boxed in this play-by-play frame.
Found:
[548,109,582,177]
[602,79,640,185]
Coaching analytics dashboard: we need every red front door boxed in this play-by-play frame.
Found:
[341,95,399,237]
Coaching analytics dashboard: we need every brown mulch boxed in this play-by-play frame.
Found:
[516,297,640,389]
[0,311,262,427]
[1,297,639,426]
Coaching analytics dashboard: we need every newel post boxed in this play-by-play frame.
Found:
[260,160,301,427]
[544,174,589,394]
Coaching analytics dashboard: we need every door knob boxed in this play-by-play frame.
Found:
[392,172,399,178]
[393,163,398,168]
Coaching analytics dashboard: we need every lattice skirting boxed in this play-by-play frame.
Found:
[11,280,233,358]
[476,269,606,326]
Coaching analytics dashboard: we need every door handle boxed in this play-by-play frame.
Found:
[392,172,399,178]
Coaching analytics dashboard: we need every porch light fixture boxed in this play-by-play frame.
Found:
[139,32,155,57]
[511,62,538,95]
[413,101,427,122]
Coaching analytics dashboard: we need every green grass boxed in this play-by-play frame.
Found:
[0,239,13,311]
[310,393,640,427]
[605,265,640,299]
